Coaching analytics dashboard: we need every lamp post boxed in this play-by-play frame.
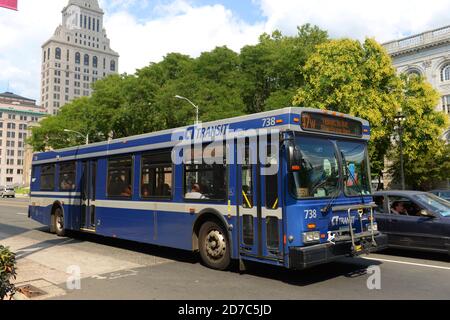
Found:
[175,95,199,125]
[394,112,406,190]
[64,129,89,145]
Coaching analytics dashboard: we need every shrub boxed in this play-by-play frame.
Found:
[0,245,17,300]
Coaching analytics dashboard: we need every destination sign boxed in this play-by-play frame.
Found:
[300,112,363,137]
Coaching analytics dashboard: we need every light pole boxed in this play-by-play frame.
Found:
[175,95,199,125]
[64,129,89,145]
[394,112,406,190]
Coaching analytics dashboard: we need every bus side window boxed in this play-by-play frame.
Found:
[241,145,253,208]
[107,156,133,198]
[40,164,55,191]
[265,135,279,210]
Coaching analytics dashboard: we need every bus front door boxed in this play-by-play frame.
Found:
[81,161,97,232]
[239,139,283,263]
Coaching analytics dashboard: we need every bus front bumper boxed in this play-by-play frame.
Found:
[288,233,388,270]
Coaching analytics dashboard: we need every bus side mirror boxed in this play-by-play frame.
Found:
[288,144,302,172]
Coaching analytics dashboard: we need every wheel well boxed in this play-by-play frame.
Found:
[192,212,229,252]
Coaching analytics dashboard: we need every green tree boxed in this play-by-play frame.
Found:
[293,38,402,182]
[388,74,449,190]
[241,24,328,113]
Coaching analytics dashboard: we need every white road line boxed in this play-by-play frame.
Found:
[362,257,450,271]
[16,212,28,216]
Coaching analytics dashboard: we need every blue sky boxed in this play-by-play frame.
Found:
[1,0,450,101]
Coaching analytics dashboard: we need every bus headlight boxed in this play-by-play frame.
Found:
[303,231,320,243]
[367,223,378,232]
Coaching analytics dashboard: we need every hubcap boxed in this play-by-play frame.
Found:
[56,213,63,230]
[205,230,226,260]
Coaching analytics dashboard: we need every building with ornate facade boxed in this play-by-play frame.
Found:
[41,0,119,115]
[0,92,46,187]
[383,25,450,141]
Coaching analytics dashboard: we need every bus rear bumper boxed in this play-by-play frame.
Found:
[288,233,388,270]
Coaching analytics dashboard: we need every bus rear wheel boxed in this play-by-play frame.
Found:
[199,221,230,270]
[54,207,66,237]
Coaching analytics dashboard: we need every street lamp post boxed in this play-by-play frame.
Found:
[175,95,199,125]
[394,112,406,190]
[64,129,89,145]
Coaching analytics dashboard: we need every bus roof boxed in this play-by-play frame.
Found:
[32,107,370,165]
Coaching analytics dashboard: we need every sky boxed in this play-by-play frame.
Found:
[1,0,450,102]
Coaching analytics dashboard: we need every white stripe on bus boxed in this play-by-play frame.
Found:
[29,197,283,219]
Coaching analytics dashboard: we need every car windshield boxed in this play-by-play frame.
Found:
[415,194,450,217]
[290,136,340,198]
[336,141,371,196]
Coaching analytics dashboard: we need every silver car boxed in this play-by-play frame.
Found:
[1,187,15,198]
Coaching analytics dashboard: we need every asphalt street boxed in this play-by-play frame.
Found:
[1,197,449,300]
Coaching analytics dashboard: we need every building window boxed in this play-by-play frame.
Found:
[442,95,450,114]
[107,157,133,198]
[84,54,89,66]
[75,52,81,64]
[110,60,116,72]
[441,64,450,82]
[55,47,61,60]
[93,56,98,68]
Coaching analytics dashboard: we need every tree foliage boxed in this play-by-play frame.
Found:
[388,75,449,190]
[30,25,328,151]
[0,245,17,300]
[293,38,449,188]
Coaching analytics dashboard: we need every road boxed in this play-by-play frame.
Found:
[1,198,449,300]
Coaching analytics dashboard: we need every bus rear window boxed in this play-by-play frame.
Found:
[40,164,55,191]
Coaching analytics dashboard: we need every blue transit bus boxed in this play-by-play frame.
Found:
[29,107,387,270]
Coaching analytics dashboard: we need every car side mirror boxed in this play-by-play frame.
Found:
[420,209,435,218]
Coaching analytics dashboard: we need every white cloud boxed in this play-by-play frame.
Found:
[2,0,450,103]
[0,0,61,99]
[103,0,263,74]
[257,0,450,42]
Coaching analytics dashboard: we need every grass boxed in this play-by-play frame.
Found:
[15,187,30,195]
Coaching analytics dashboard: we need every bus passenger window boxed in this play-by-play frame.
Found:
[184,144,227,202]
[107,157,133,198]
[241,146,253,208]
[59,161,76,191]
[141,151,172,199]
[40,164,55,191]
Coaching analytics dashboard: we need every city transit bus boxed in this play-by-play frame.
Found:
[28,107,387,271]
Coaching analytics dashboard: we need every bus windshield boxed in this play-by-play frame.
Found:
[290,136,340,199]
[337,140,371,197]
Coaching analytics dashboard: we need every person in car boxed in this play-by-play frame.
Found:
[391,201,408,215]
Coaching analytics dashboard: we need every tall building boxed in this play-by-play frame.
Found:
[41,0,119,115]
[0,92,46,187]
[383,25,450,141]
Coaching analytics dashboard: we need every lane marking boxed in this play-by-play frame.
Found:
[16,212,28,216]
[362,256,450,271]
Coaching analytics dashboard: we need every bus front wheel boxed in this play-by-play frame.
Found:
[199,221,230,270]
[54,207,66,237]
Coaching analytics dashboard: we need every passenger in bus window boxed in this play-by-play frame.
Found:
[185,183,206,199]
[60,174,74,190]
[121,184,132,197]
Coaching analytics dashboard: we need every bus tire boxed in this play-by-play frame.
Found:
[199,220,230,270]
[54,207,66,237]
